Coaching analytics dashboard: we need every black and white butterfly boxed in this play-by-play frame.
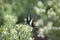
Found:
[24,13,35,27]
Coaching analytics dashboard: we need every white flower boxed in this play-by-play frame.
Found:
[34,7,40,14]
[38,33,41,37]
[16,24,19,27]
[11,29,17,34]
[48,1,53,6]
[35,19,44,26]
[13,18,16,22]
[13,35,17,39]
[47,8,56,18]
[5,28,8,30]
[40,9,45,13]
[52,27,59,30]
[44,26,48,30]
[5,15,9,18]
[57,2,60,6]
[39,19,44,25]
[34,6,45,15]
[29,38,33,40]
[39,28,45,32]
[54,16,59,21]
[35,22,39,27]
[37,28,45,38]
[1,34,4,37]
[44,26,49,33]
[38,32,45,38]
[47,22,53,27]
[41,35,45,38]
[37,1,44,7]
[51,11,56,16]
[3,31,7,34]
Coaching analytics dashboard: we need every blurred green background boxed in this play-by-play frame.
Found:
[0,0,60,40]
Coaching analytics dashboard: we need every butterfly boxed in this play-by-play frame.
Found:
[24,13,35,27]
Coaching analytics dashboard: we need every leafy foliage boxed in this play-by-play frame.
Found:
[0,0,60,40]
